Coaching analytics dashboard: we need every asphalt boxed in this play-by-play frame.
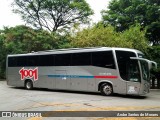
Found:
[0,81,160,120]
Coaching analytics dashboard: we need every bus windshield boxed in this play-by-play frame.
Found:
[116,50,141,82]
[127,60,141,82]
[140,61,150,81]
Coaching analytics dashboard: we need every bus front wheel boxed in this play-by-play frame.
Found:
[100,83,113,96]
[25,80,33,90]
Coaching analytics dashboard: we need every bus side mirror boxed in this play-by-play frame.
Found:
[149,61,157,70]
[130,57,157,70]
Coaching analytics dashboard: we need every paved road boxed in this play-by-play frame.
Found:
[0,81,160,120]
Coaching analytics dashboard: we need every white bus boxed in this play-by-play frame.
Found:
[6,47,156,96]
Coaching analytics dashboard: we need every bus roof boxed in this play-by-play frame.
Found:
[7,47,143,57]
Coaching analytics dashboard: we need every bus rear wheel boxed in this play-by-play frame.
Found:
[100,83,113,96]
[25,80,33,90]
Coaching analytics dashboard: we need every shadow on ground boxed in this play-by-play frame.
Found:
[11,86,147,99]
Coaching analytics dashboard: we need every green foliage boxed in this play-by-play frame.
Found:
[70,24,122,47]
[146,22,160,45]
[0,33,6,78]
[117,24,148,53]
[147,46,160,69]
[101,0,160,45]
[13,0,93,32]
[56,35,72,49]
[2,25,58,53]
[147,46,160,80]
[69,23,148,53]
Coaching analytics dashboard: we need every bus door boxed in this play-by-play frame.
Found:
[55,70,68,89]
[126,60,141,95]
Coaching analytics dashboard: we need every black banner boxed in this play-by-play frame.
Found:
[0,111,160,117]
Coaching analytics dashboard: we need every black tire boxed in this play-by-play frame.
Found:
[100,83,113,96]
[25,80,33,90]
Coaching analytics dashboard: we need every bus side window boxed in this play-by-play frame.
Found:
[55,54,71,66]
[71,53,91,66]
[8,56,28,67]
[92,51,116,69]
[27,56,39,66]
[8,57,17,67]
[17,56,27,66]
[39,55,54,66]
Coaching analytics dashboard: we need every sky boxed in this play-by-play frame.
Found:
[0,0,111,29]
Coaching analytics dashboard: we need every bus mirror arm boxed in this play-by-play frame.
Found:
[149,61,157,69]
[130,57,157,69]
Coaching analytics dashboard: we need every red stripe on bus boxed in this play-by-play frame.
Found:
[94,76,118,79]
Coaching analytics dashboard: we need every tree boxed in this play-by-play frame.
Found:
[118,24,149,53]
[0,32,6,78]
[147,46,160,89]
[2,25,58,54]
[69,24,123,47]
[146,22,160,45]
[69,23,148,53]
[101,0,160,45]
[13,0,93,32]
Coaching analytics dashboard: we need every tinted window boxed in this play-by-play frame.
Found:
[27,56,39,66]
[8,56,28,67]
[17,56,28,66]
[39,55,54,66]
[55,54,71,66]
[116,51,137,80]
[127,60,141,82]
[92,51,115,69]
[72,53,91,66]
[8,57,17,67]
